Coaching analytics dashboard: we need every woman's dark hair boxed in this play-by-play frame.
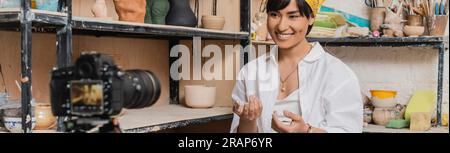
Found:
[266,0,314,35]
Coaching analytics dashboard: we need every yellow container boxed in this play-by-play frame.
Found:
[32,0,37,9]
[443,114,448,126]
[370,90,397,99]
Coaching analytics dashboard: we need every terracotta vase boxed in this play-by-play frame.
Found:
[166,0,197,27]
[91,0,108,19]
[145,0,170,25]
[113,0,147,23]
[34,103,56,130]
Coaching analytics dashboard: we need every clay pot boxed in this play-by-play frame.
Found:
[113,0,147,23]
[201,15,225,30]
[371,97,397,108]
[34,103,56,130]
[91,0,109,19]
[404,25,425,37]
[372,108,396,126]
[145,0,170,25]
[406,15,423,26]
[370,7,386,32]
[426,15,449,36]
[166,0,197,27]
[184,85,216,108]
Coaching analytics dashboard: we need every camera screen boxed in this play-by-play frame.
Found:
[70,80,104,114]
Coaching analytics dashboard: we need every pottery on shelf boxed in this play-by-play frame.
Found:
[166,0,197,27]
[113,0,147,23]
[1,100,36,133]
[145,0,170,25]
[91,0,111,20]
[406,15,423,26]
[201,15,225,30]
[371,97,398,108]
[34,103,56,130]
[382,7,405,37]
[184,85,216,108]
[404,25,425,37]
[254,12,268,41]
[372,108,396,126]
[370,7,386,33]
[427,15,449,36]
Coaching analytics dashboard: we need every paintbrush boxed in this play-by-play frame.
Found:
[436,0,441,15]
[440,0,447,14]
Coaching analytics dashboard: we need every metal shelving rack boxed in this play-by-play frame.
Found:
[0,0,71,133]
[0,0,251,133]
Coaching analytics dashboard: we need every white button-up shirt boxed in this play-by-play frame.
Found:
[230,42,363,133]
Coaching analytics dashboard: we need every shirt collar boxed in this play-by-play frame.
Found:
[267,42,325,65]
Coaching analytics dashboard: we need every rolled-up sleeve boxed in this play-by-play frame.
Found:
[230,67,248,133]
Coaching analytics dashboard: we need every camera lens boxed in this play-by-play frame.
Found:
[122,70,161,109]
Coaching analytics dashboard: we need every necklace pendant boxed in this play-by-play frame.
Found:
[281,86,286,92]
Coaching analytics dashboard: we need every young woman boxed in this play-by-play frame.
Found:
[231,0,363,133]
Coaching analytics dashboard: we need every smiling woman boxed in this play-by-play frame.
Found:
[230,0,364,133]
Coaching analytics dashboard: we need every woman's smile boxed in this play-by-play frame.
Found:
[276,31,295,41]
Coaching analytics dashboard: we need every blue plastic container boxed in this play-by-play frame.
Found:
[36,0,58,12]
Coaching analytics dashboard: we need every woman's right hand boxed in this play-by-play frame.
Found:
[233,95,263,121]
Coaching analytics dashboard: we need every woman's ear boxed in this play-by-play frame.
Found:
[308,18,315,26]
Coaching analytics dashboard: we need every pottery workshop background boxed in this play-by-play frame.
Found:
[0,0,448,132]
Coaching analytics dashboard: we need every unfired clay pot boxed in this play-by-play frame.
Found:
[184,85,216,108]
[202,15,225,30]
[382,7,405,37]
[372,108,396,126]
[34,103,56,130]
[404,25,425,37]
[113,0,147,23]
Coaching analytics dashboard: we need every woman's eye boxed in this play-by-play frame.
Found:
[269,13,279,17]
[289,15,300,19]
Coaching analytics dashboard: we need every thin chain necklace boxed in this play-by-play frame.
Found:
[278,44,313,92]
[279,64,298,92]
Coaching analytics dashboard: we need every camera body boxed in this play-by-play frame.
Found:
[50,52,160,119]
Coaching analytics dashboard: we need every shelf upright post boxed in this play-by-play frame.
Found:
[240,0,250,67]
[20,0,33,133]
[55,0,72,132]
[436,41,445,127]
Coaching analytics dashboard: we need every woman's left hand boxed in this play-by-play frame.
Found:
[271,110,310,133]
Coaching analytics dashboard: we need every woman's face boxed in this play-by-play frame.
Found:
[267,0,313,50]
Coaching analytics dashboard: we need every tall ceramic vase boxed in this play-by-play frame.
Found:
[92,0,108,19]
[166,0,197,27]
[145,0,170,25]
[113,0,147,23]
